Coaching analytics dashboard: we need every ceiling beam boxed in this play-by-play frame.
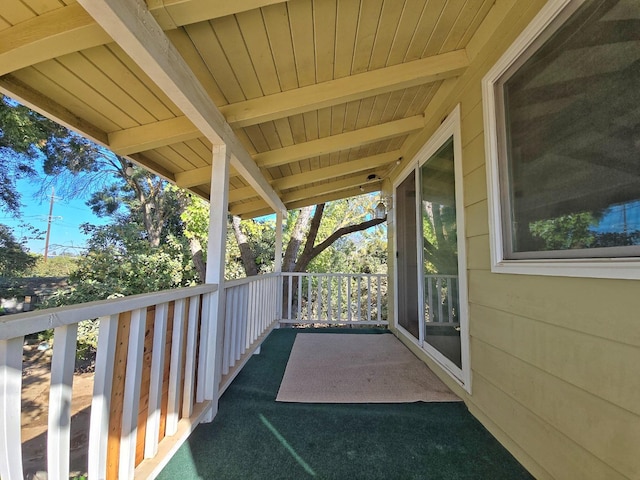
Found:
[254,116,423,168]
[175,166,214,188]
[228,185,257,203]
[220,50,468,128]
[108,116,200,155]
[0,1,288,77]
[273,151,399,190]
[78,0,285,214]
[149,0,289,30]
[234,182,382,219]
[203,149,398,203]
[0,4,110,77]
[177,149,399,191]
[281,171,385,204]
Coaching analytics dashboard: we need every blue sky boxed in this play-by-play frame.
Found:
[0,176,108,255]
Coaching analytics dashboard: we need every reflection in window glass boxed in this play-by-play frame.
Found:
[500,0,640,258]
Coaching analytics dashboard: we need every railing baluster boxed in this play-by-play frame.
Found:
[238,285,247,360]
[337,275,342,322]
[377,274,382,323]
[357,276,362,322]
[230,286,240,365]
[119,307,147,479]
[306,275,311,321]
[437,278,444,324]
[48,323,79,480]
[222,287,235,375]
[294,274,300,321]
[0,336,24,480]
[317,276,323,322]
[427,277,434,323]
[327,275,332,321]
[248,281,255,349]
[287,274,293,321]
[89,314,119,480]
[367,275,372,322]
[347,275,352,323]
[447,278,454,324]
[145,302,169,458]
[166,299,186,436]
[197,293,211,403]
[182,295,200,418]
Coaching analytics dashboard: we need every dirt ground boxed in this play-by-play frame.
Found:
[21,344,94,480]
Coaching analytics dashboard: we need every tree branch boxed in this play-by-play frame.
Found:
[299,203,324,261]
[294,215,387,272]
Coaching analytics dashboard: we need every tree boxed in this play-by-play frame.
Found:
[0,224,37,276]
[0,95,95,215]
[232,194,387,276]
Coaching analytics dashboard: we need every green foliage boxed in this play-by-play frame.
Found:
[178,191,210,245]
[45,239,196,307]
[528,212,597,250]
[27,254,79,277]
[422,203,458,275]
[0,224,37,276]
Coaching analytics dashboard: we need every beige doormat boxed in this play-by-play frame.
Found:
[276,333,461,403]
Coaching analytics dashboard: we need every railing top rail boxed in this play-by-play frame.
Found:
[280,272,388,278]
[0,283,218,341]
[224,272,280,289]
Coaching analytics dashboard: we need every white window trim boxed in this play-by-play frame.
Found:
[393,105,471,393]
[482,0,640,280]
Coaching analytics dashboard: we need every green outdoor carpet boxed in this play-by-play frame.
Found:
[157,328,534,480]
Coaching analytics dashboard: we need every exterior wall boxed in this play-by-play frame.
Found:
[388,1,640,479]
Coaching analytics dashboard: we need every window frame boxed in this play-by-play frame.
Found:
[482,0,640,280]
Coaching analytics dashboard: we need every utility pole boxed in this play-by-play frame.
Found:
[43,186,55,262]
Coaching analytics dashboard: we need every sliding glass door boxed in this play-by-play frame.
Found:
[393,106,469,387]
[396,171,420,339]
[420,137,461,369]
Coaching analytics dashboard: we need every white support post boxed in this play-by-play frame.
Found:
[48,323,78,480]
[203,144,230,422]
[274,211,283,327]
[275,211,283,273]
[0,336,24,480]
[145,302,169,459]
[88,314,118,480]
[166,299,186,436]
[119,307,147,480]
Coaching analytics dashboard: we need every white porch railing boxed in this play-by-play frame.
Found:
[218,274,280,395]
[280,273,388,325]
[0,273,280,480]
[0,271,381,479]
[0,284,218,480]
[425,274,459,325]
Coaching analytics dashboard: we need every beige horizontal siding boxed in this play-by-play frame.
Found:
[389,0,640,478]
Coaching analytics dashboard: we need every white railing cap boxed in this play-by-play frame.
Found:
[0,284,217,341]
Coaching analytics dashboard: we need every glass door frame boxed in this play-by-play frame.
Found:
[392,105,471,392]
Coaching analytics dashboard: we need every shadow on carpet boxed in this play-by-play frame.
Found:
[157,328,534,480]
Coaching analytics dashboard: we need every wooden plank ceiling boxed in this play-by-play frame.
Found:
[0,0,494,218]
